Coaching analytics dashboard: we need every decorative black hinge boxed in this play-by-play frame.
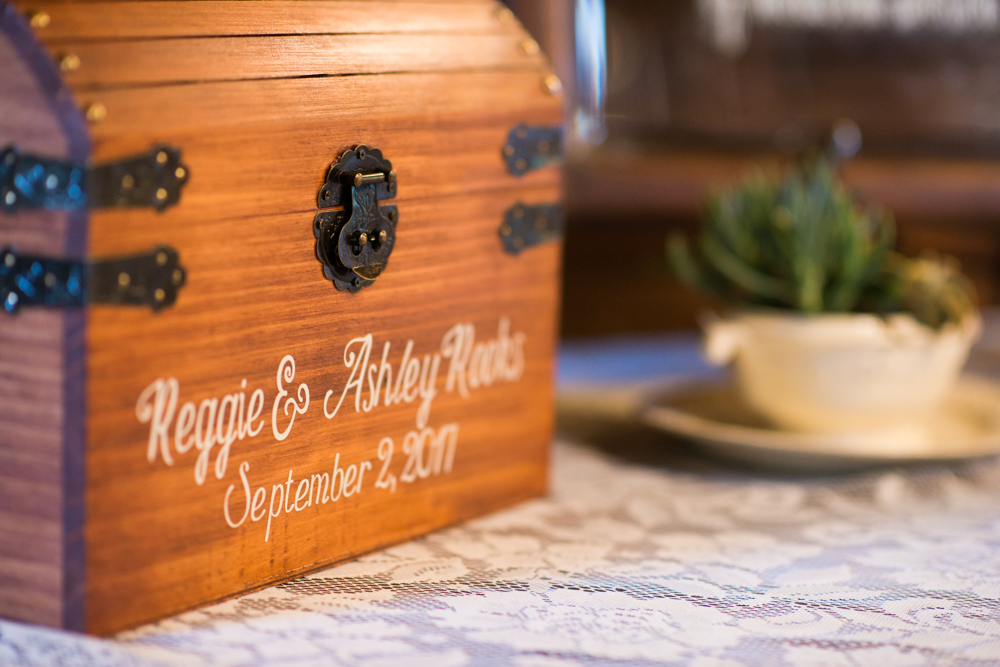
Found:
[1,246,186,313]
[502,124,563,176]
[314,145,398,293]
[1,144,189,213]
[499,202,564,255]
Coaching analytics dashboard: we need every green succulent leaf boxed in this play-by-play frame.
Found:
[668,157,976,329]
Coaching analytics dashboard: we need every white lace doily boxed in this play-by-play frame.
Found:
[3,436,1000,666]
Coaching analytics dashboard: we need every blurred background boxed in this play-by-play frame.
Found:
[503,0,1000,338]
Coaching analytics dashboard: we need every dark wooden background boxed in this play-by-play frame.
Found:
[507,0,1000,337]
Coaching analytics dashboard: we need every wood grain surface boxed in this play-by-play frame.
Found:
[0,1,88,630]
[55,32,543,89]
[80,71,560,231]
[5,0,564,633]
[14,1,513,40]
[86,184,561,633]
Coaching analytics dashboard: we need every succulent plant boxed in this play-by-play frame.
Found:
[668,159,976,329]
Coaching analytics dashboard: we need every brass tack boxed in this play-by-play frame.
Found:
[85,102,107,123]
[495,6,514,23]
[156,151,169,164]
[121,174,135,190]
[155,187,168,200]
[500,224,512,236]
[174,167,186,179]
[519,39,540,56]
[542,73,563,96]
[59,53,80,72]
[44,273,56,288]
[156,251,168,266]
[118,272,131,288]
[503,145,516,157]
[28,11,50,29]
[172,269,183,285]
[154,288,166,302]
[515,158,527,172]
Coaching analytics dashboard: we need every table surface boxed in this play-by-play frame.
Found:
[4,335,1000,666]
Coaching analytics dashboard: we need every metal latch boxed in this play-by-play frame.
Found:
[499,203,564,255]
[1,246,186,313]
[502,124,563,176]
[314,145,398,293]
[1,144,189,212]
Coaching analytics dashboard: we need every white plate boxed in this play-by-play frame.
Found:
[640,375,1000,472]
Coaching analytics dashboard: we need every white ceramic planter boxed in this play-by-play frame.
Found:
[704,311,982,435]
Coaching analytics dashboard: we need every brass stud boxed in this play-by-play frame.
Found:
[154,288,166,302]
[28,11,50,29]
[354,173,364,187]
[358,232,369,246]
[155,187,168,201]
[59,53,81,72]
[118,272,131,288]
[172,269,184,285]
[121,174,135,190]
[499,224,512,236]
[44,273,56,288]
[537,140,550,153]
[513,237,524,248]
[516,127,528,140]
[378,230,387,244]
[542,73,563,96]
[495,6,514,23]
[174,167,186,179]
[156,251,168,266]
[156,151,169,164]
[515,158,527,172]
[535,217,547,230]
[502,144,516,157]
[512,206,524,219]
[85,102,107,123]
[519,39,540,56]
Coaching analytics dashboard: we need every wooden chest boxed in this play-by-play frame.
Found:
[0,0,563,634]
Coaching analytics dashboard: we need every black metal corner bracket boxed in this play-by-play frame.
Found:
[1,144,189,213]
[1,245,186,314]
[314,145,398,293]
[502,124,563,176]
[499,202,565,255]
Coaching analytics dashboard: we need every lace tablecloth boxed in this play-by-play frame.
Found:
[4,338,1000,666]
